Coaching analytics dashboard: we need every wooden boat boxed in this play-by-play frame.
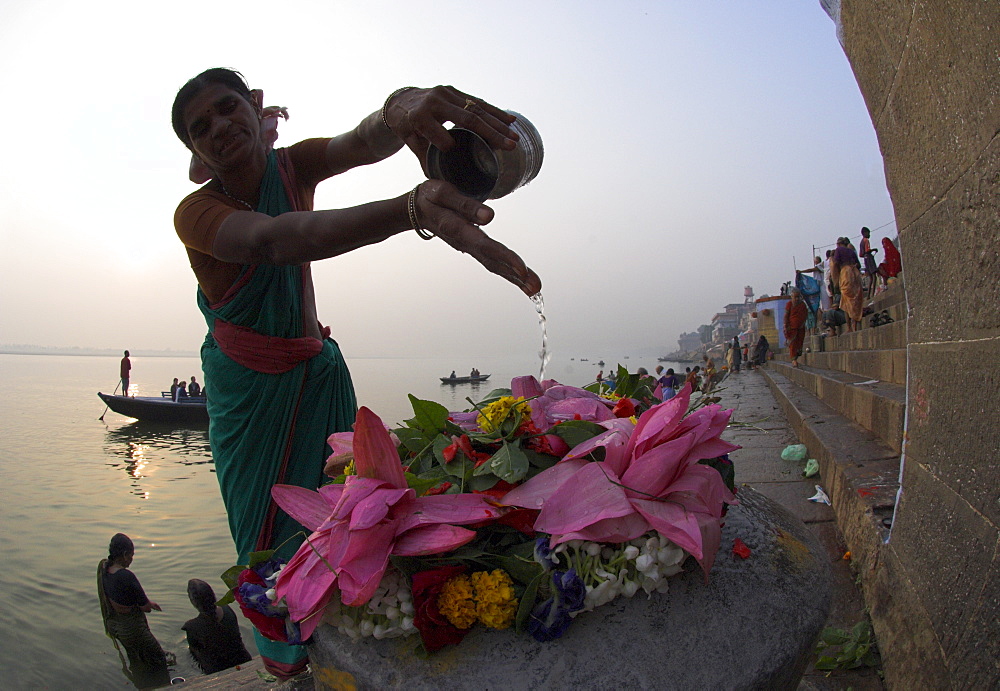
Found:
[439,374,492,384]
[98,391,209,424]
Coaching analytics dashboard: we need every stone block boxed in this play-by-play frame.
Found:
[950,549,1000,687]
[862,540,952,689]
[307,489,832,691]
[901,140,1000,343]
[906,339,1000,525]
[888,461,999,661]
[851,2,1000,226]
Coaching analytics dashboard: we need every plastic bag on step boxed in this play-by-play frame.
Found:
[781,444,808,461]
[808,485,831,504]
[803,458,819,478]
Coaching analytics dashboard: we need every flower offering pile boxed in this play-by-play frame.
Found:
[231,368,739,654]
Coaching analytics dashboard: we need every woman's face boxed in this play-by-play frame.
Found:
[182,83,262,175]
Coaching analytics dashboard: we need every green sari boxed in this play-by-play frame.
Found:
[198,149,357,667]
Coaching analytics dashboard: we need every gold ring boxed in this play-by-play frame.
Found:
[464,98,476,110]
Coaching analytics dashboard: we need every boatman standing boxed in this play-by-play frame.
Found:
[120,350,131,396]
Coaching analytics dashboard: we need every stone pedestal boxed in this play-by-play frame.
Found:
[308,488,831,690]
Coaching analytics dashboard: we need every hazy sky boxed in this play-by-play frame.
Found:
[0,0,894,359]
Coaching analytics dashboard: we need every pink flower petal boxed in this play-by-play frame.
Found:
[663,465,737,519]
[352,407,406,488]
[332,476,388,521]
[629,497,703,562]
[625,385,691,459]
[534,462,634,535]
[553,512,650,545]
[349,488,413,530]
[275,527,341,628]
[393,524,478,556]
[271,484,332,532]
[511,375,544,399]
[395,494,507,534]
[546,398,614,423]
[686,437,742,462]
[318,483,345,507]
[501,459,588,509]
[619,435,696,498]
[561,428,630,476]
[337,522,398,607]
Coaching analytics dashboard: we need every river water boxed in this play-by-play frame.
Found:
[0,351,681,688]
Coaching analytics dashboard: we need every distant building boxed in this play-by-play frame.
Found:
[677,332,702,352]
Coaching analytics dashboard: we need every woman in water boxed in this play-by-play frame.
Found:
[98,533,170,689]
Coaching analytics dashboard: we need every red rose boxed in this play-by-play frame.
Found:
[497,507,540,536]
[411,565,470,652]
[424,481,453,496]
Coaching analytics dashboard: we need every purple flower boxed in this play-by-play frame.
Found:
[237,582,284,618]
[534,537,556,571]
[552,569,586,612]
[527,569,586,642]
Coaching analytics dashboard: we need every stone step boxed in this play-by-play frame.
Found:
[869,274,905,310]
[820,317,907,352]
[768,360,905,453]
[798,348,906,385]
[859,301,908,331]
[758,367,899,610]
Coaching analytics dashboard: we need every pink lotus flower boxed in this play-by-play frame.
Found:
[272,407,506,639]
[503,383,739,579]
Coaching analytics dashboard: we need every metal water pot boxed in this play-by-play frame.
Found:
[425,110,543,202]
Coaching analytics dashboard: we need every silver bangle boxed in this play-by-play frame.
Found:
[408,184,434,240]
[381,86,415,130]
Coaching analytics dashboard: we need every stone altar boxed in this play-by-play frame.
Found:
[307,488,831,690]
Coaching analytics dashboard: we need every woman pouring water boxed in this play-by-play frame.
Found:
[170,69,540,678]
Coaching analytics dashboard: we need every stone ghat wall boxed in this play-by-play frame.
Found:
[834,2,999,687]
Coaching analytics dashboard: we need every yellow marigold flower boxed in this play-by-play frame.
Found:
[471,569,518,629]
[437,574,477,629]
[476,397,531,434]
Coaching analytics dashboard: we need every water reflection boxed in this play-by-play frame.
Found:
[103,423,213,497]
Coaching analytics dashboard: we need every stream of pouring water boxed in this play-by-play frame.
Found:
[530,292,551,380]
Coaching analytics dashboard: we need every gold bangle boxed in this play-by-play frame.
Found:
[381,86,415,130]
[408,184,434,240]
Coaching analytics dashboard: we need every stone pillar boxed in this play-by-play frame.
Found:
[827,1,999,686]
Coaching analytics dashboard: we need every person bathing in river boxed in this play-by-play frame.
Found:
[171,69,540,678]
[182,579,252,675]
[98,534,170,689]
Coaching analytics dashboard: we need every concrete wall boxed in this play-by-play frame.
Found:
[831,1,999,686]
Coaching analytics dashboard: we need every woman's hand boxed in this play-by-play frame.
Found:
[384,86,519,174]
[415,180,541,296]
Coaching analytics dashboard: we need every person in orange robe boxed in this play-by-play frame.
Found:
[784,288,809,367]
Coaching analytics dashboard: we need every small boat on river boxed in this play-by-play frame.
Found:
[439,374,491,385]
[98,392,209,424]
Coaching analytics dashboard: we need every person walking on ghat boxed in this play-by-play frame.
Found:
[831,236,864,331]
[120,351,131,396]
[98,533,171,689]
[171,68,540,677]
[784,288,809,367]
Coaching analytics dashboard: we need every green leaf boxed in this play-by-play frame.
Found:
[515,571,545,634]
[220,564,246,591]
[247,549,276,569]
[814,656,840,671]
[404,472,441,496]
[552,419,607,448]
[216,589,236,607]
[469,474,500,491]
[395,427,428,454]
[407,395,450,433]
[486,441,530,484]
[820,627,851,646]
[525,451,557,471]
